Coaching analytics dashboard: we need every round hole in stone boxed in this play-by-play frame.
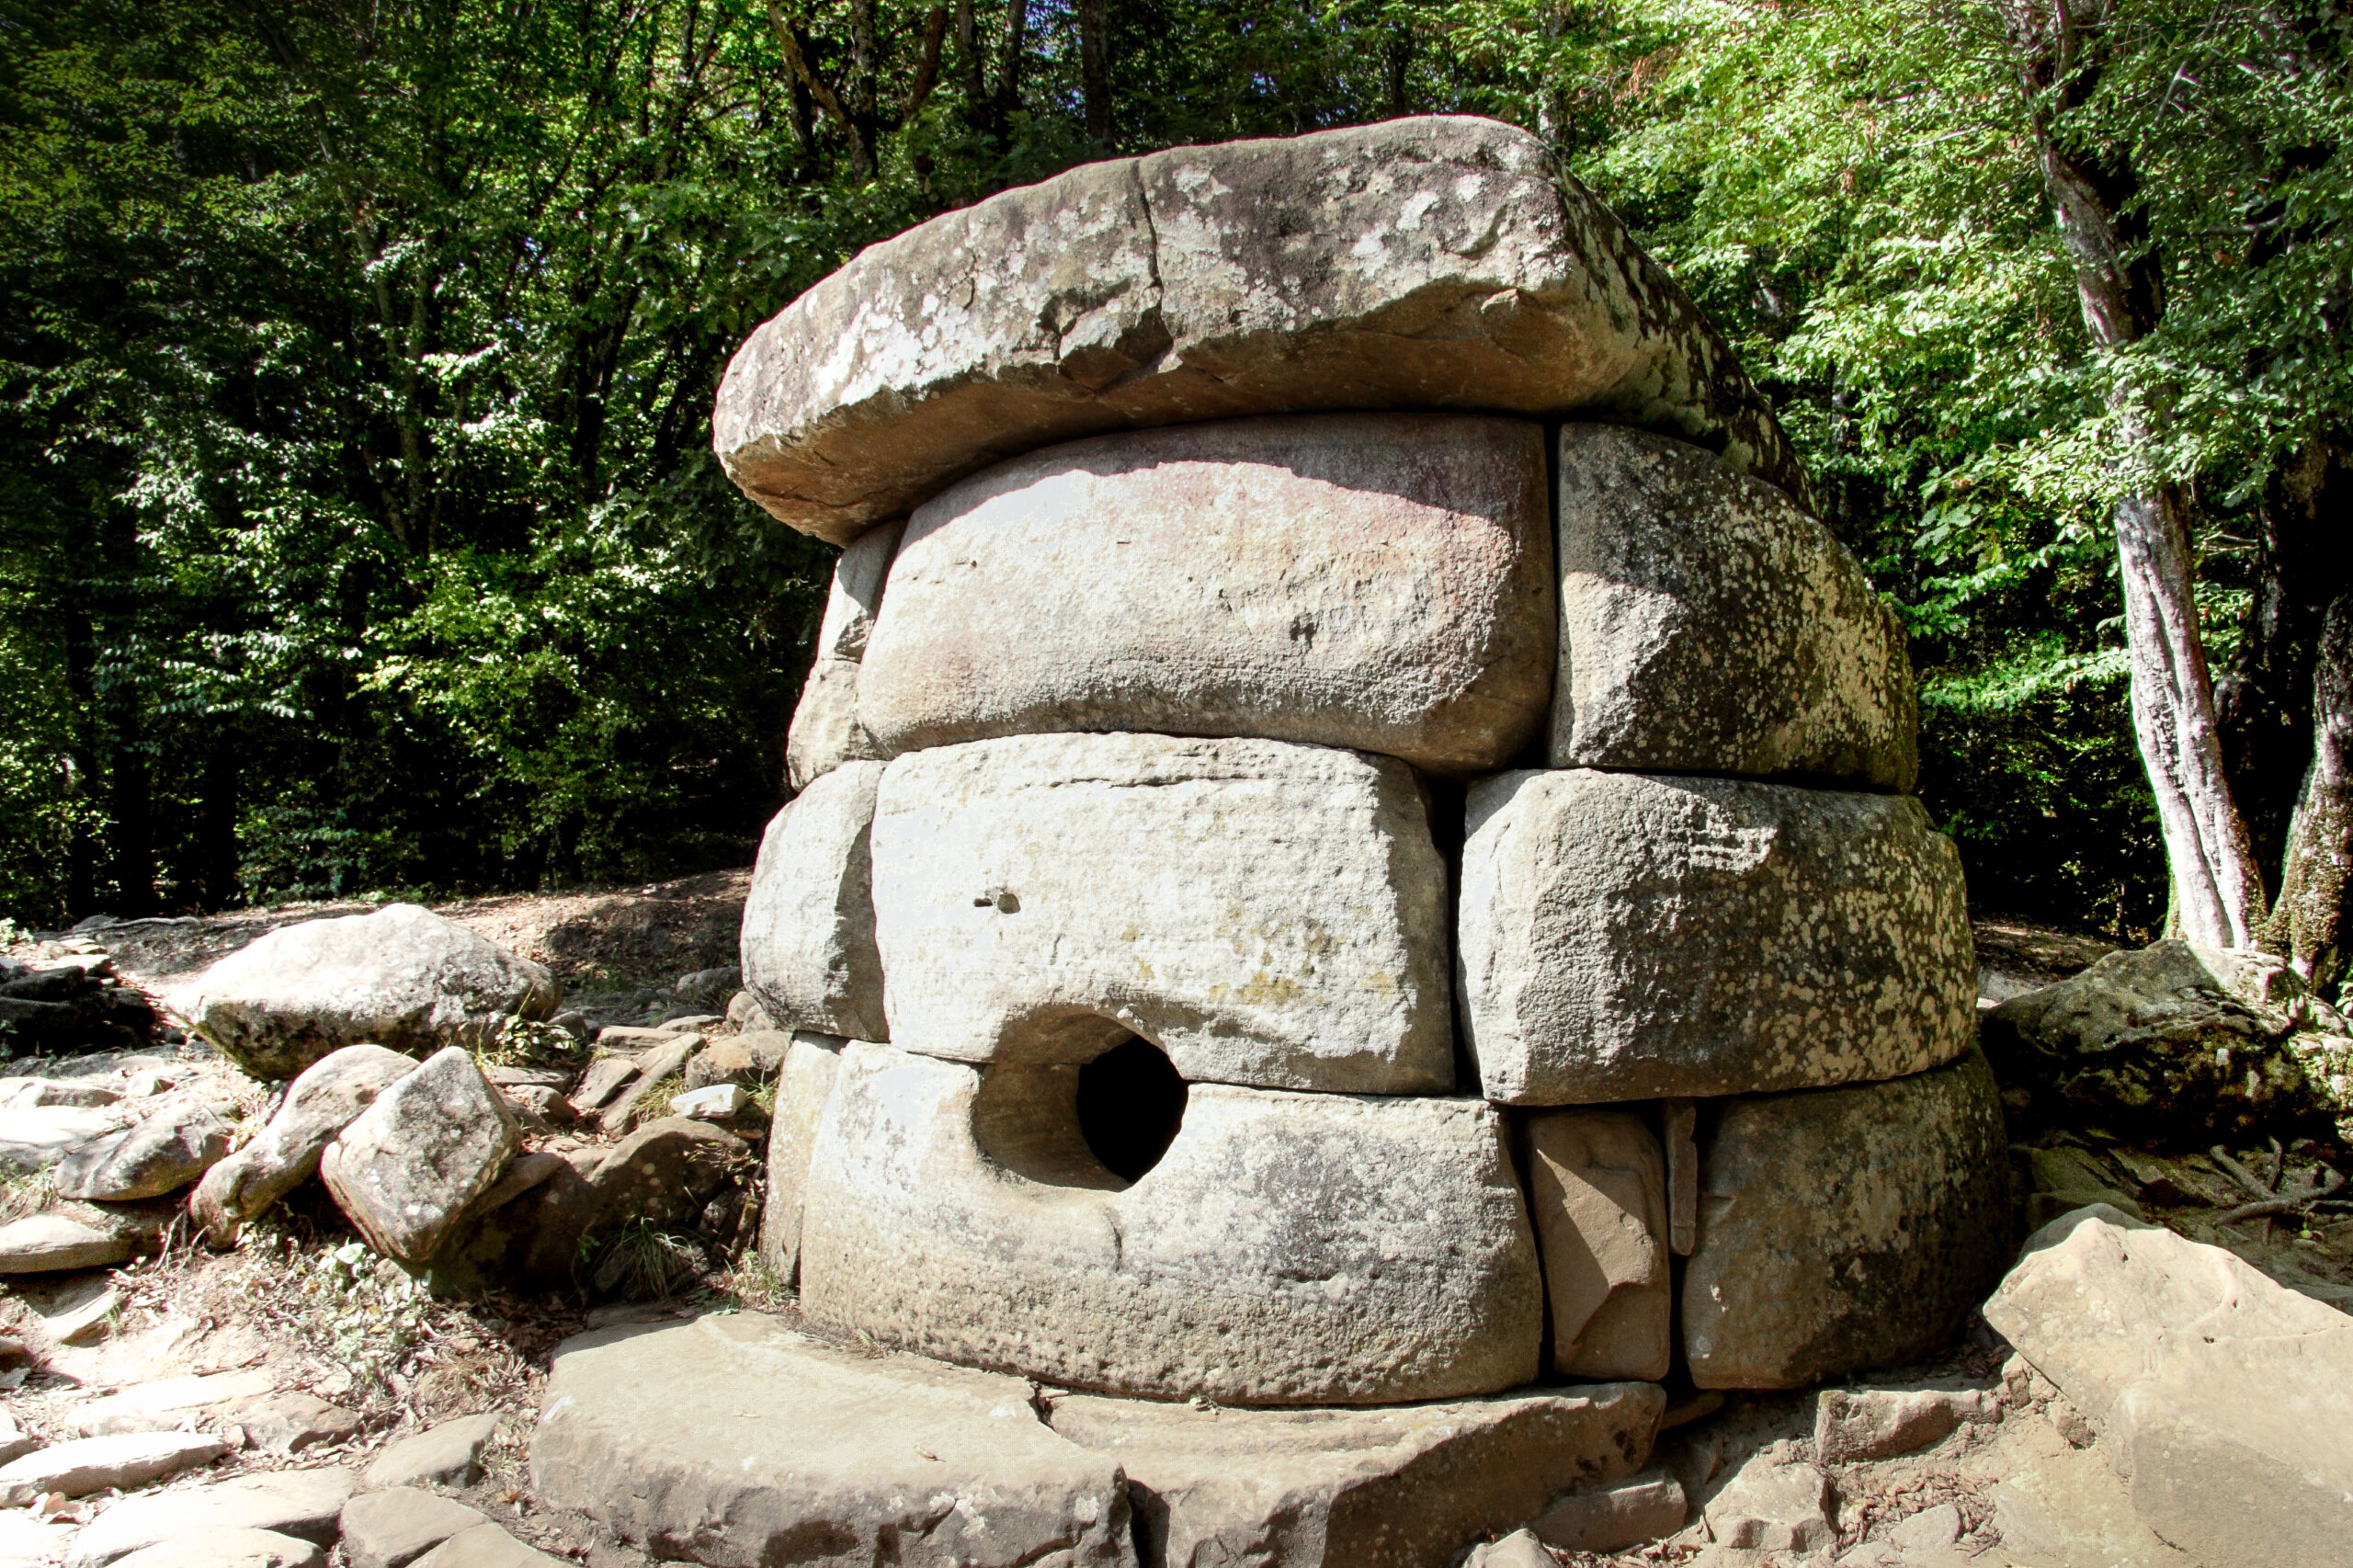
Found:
[1075,1036,1188,1184]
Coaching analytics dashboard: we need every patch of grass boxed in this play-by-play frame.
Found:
[0,1168,54,1225]
[475,1014,590,1071]
[589,1221,706,1301]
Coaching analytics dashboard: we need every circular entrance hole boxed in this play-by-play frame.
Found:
[1075,1036,1188,1184]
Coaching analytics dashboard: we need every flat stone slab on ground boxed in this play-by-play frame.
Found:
[228,1391,362,1455]
[532,1312,1136,1568]
[410,1526,566,1568]
[1045,1380,1662,1568]
[0,1107,121,1172]
[108,1532,324,1568]
[0,1199,170,1274]
[0,1430,224,1505]
[342,1488,488,1568]
[66,1467,357,1567]
[63,1368,278,1435]
[362,1413,502,1492]
[1530,1468,1688,1553]
[53,1099,236,1201]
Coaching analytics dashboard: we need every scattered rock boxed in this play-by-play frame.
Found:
[757,1032,843,1286]
[666,1083,758,1127]
[1522,1108,1670,1381]
[1682,1050,2009,1389]
[63,1369,277,1436]
[1984,1206,2353,1568]
[1890,1503,1964,1551]
[785,522,902,790]
[480,1065,573,1091]
[0,1106,124,1172]
[0,1078,121,1108]
[0,1430,225,1505]
[594,1037,697,1136]
[567,1055,638,1111]
[1462,1530,1552,1568]
[1460,769,1972,1102]
[108,1531,324,1568]
[320,1049,519,1262]
[1813,1385,1995,1465]
[1552,424,1915,790]
[467,1150,563,1216]
[722,990,775,1035]
[409,1525,566,1568]
[1988,1440,2195,1568]
[226,1392,363,1456]
[871,733,1451,1093]
[585,1117,748,1236]
[532,1314,1135,1568]
[739,761,889,1042]
[496,1085,569,1131]
[39,1276,122,1344]
[67,1468,358,1567]
[191,1044,418,1241]
[683,1029,790,1090]
[343,1490,488,1568]
[166,904,558,1080]
[0,1199,172,1274]
[1531,1468,1688,1552]
[54,1099,236,1200]
[672,965,739,1004]
[0,1413,30,1467]
[1050,1380,1664,1568]
[1699,1444,1834,1553]
[361,1413,502,1492]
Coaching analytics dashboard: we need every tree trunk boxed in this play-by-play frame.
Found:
[1077,0,1109,142]
[2267,597,2353,987]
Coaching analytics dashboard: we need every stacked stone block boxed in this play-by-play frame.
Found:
[731,115,2006,1422]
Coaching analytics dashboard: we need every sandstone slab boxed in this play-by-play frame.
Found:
[1984,1208,2353,1568]
[713,116,1806,546]
[343,1491,487,1568]
[801,1042,1540,1404]
[585,1116,748,1234]
[0,1199,171,1274]
[757,1031,844,1286]
[411,1527,565,1568]
[0,1106,121,1172]
[1552,424,1915,790]
[532,1312,1136,1568]
[1530,1469,1688,1553]
[0,1430,223,1505]
[320,1048,518,1262]
[786,522,902,790]
[1522,1108,1670,1380]
[1699,1447,1833,1553]
[54,1099,235,1200]
[738,761,888,1041]
[1460,768,1972,1103]
[109,1532,324,1568]
[684,1029,790,1089]
[1682,1051,2009,1390]
[168,905,557,1080]
[229,1392,362,1456]
[193,1045,420,1240]
[65,1466,356,1567]
[1047,1380,1661,1568]
[63,1369,277,1436]
[1813,1385,1995,1465]
[872,733,1450,1094]
[858,415,1553,775]
[363,1413,502,1492]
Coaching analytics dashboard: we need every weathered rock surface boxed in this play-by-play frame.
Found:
[1460,769,1972,1103]
[684,1028,790,1089]
[801,1042,1539,1404]
[1682,1050,2009,1390]
[229,1392,363,1456]
[343,1490,487,1568]
[532,1313,1136,1568]
[65,1467,356,1567]
[362,1414,502,1492]
[1986,1440,2196,1568]
[786,521,902,791]
[109,1532,324,1568]
[410,1526,566,1568]
[858,415,1554,775]
[320,1048,518,1262]
[1522,1108,1670,1381]
[1552,425,1915,790]
[713,116,1807,546]
[1047,1381,1662,1568]
[1984,1207,2353,1568]
[1530,1469,1688,1553]
[0,1199,172,1273]
[872,733,1450,1094]
[193,1045,419,1240]
[63,1369,277,1436]
[0,1431,224,1505]
[757,1031,843,1286]
[1984,939,2353,1141]
[1813,1384,1995,1466]
[1699,1445,1833,1553]
[53,1099,235,1200]
[593,1036,696,1136]
[584,1116,747,1233]
[168,905,557,1080]
[738,761,888,1042]
[0,1106,122,1172]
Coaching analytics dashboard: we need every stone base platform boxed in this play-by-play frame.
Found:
[530,1312,1666,1568]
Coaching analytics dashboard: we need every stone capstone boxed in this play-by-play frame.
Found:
[871,733,1451,1095]
[193,1045,419,1240]
[856,415,1554,776]
[786,522,902,791]
[1520,1108,1670,1381]
[53,1099,236,1200]
[756,1032,844,1287]
[167,905,557,1080]
[800,1042,1540,1405]
[1681,1050,2009,1390]
[531,1312,1137,1568]
[319,1048,519,1262]
[1983,1207,2353,1568]
[1045,1380,1662,1568]
[1459,768,1972,1103]
[1552,424,1916,790]
[712,116,1807,546]
[738,761,888,1042]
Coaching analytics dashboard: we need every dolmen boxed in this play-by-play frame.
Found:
[535,115,2004,1568]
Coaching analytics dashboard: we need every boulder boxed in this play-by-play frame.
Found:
[857,415,1554,776]
[1521,1108,1670,1381]
[342,1490,486,1568]
[593,1036,698,1136]
[801,1042,1540,1405]
[532,1313,1137,1568]
[1699,1445,1834,1553]
[1459,769,1972,1103]
[1813,1385,1995,1465]
[1552,424,1916,790]
[167,905,557,1080]
[738,761,888,1042]
[786,521,902,790]
[0,1430,224,1505]
[567,1055,638,1111]
[1046,1381,1662,1568]
[1529,1469,1688,1553]
[109,1532,324,1568]
[0,1105,123,1171]
[1983,1207,2353,1568]
[54,1099,235,1200]
[0,1199,172,1273]
[684,1028,790,1089]
[1462,1532,1550,1568]
[192,1045,418,1240]
[757,1031,844,1285]
[320,1048,519,1262]
[62,1369,277,1436]
[1682,1050,2009,1390]
[67,1468,358,1566]
[362,1414,502,1492]
[712,116,1807,547]
[871,733,1451,1095]
[585,1116,749,1235]
[1983,939,2353,1141]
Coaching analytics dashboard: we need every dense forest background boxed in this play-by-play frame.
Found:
[1,0,2346,940]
